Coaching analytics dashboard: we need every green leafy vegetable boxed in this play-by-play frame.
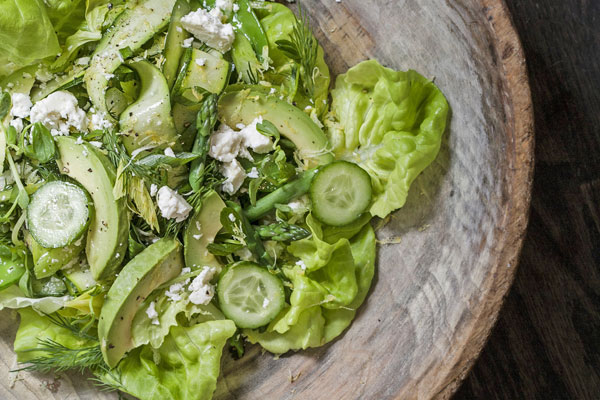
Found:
[189,94,219,192]
[21,123,57,163]
[328,59,449,218]
[0,92,11,120]
[102,320,236,400]
[137,152,199,168]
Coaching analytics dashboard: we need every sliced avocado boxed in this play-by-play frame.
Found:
[98,238,183,368]
[120,60,179,154]
[25,231,85,279]
[183,191,225,270]
[55,136,129,281]
[172,48,231,104]
[218,85,334,167]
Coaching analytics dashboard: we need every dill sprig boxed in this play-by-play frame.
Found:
[18,339,104,374]
[275,2,319,101]
[102,130,156,183]
[44,312,98,341]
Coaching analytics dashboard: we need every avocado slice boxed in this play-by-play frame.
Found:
[183,190,225,270]
[55,136,129,281]
[218,85,334,168]
[98,238,183,368]
[24,232,85,279]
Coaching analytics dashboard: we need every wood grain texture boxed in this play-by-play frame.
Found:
[456,0,600,398]
[0,1,533,399]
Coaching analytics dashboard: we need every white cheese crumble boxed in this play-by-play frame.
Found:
[208,124,244,162]
[75,136,84,144]
[29,91,88,136]
[164,147,176,157]
[247,167,259,179]
[287,195,310,213]
[296,260,307,271]
[220,159,246,195]
[10,93,32,118]
[195,58,206,66]
[215,0,233,12]
[238,116,273,153]
[188,266,218,305]
[150,183,158,197]
[180,8,235,52]
[89,111,113,131]
[146,301,160,325]
[182,37,194,48]
[9,118,23,133]
[157,186,193,222]
[176,26,183,33]
[233,3,240,11]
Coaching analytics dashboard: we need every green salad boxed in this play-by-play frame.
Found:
[0,0,449,398]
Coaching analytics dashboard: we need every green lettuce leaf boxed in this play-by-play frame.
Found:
[257,3,330,115]
[328,59,449,218]
[43,0,87,43]
[0,0,61,76]
[105,320,236,400]
[131,294,224,349]
[245,217,376,354]
[0,285,71,314]
[14,308,94,362]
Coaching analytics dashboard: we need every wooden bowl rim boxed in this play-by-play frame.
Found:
[425,0,534,398]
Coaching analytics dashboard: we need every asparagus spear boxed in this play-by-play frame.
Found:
[245,168,317,221]
[226,201,273,267]
[256,222,310,242]
[189,94,218,192]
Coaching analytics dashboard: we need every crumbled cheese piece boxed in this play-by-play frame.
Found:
[192,234,203,240]
[10,93,32,118]
[89,111,113,131]
[164,147,176,157]
[287,195,310,213]
[208,124,244,162]
[215,0,233,12]
[182,37,194,48]
[180,8,235,52]
[89,141,103,148]
[156,186,193,222]
[75,56,90,66]
[228,213,236,222]
[247,167,259,179]
[104,73,115,80]
[176,26,183,33]
[75,136,84,145]
[35,66,54,83]
[195,58,206,66]
[296,260,307,271]
[29,91,88,136]
[146,301,160,325]
[233,3,240,11]
[239,116,273,153]
[188,266,218,305]
[269,87,276,95]
[220,159,246,195]
[150,183,158,197]
[165,281,186,302]
[9,118,23,133]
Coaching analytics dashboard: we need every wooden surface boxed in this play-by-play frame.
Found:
[0,1,535,399]
[456,0,600,399]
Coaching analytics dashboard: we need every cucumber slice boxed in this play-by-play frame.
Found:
[27,181,92,248]
[217,262,285,329]
[310,161,372,226]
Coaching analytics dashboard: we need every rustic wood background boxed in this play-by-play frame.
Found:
[456,0,600,398]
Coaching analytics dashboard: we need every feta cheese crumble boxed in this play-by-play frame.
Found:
[164,147,176,157]
[9,118,23,133]
[89,111,113,131]
[29,91,88,136]
[146,301,160,325]
[208,124,244,162]
[195,58,206,66]
[10,93,32,118]
[180,8,235,52]
[182,37,194,48]
[150,183,158,197]
[247,167,259,179]
[156,186,193,222]
[238,116,273,153]
[296,260,307,271]
[188,266,218,305]
[220,159,246,195]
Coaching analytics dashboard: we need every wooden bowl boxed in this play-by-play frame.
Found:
[0,0,533,399]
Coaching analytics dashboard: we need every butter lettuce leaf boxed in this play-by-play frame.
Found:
[0,0,61,76]
[245,217,375,354]
[104,320,236,400]
[14,308,95,362]
[328,59,449,218]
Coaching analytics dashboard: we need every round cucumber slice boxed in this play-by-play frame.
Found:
[217,262,285,329]
[310,160,372,226]
[27,181,92,248]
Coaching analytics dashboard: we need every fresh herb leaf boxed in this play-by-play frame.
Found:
[275,2,318,101]
[18,339,104,374]
[189,94,219,192]
[137,152,199,168]
[21,123,56,163]
[256,119,280,146]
